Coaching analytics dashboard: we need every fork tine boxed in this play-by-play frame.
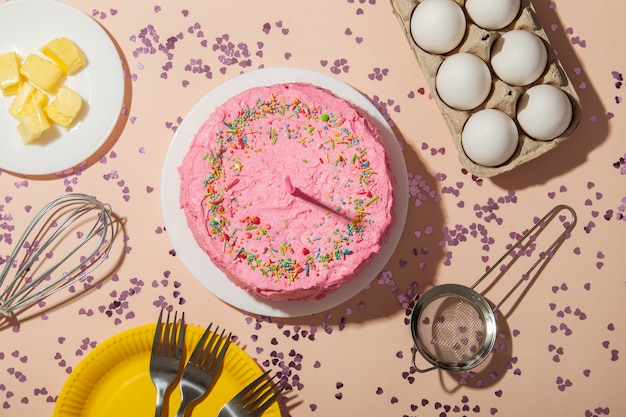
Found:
[251,386,286,417]
[188,322,213,364]
[241,374,277,411]
[235,371,271,402]
[165,311,177,356]
[162,310,173,356]
[240,373,284,417]
[216,371,287,417]
[151,308,164,358]
[175,312,185,358]
[212,331,231,370]
[201,329,230,372]
[198,327,222,370]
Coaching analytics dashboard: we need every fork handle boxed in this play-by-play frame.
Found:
[154,386,166,417]
[175,403,190,417]
[174,377,204,417]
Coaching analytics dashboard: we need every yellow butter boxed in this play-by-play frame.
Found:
[45,85,82,128]
[9,82,48,119]
[19,53,62,92]
[2,80,22,96]
[16,106,51,143]
[41,37,86,75]
[0,51,21,95]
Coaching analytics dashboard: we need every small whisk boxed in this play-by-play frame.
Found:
[0,193,116,316]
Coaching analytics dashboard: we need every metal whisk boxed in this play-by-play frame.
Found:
[0,193,116,316]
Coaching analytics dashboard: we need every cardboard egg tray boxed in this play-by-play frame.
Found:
[390,0,582,177]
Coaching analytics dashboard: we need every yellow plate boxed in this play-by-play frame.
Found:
[53,323,281,417]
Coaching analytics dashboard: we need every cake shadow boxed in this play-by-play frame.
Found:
[275,126,446,326]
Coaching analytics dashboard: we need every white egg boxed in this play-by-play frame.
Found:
[410,0,466,54]
[435,53,492,110]
[516,84,573,141]
[465,0,521,30]
[491,30,548,86]
[461,109,519,167]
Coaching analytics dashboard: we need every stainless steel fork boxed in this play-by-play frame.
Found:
[175,323,231,417]
[149,309,186,417]
[216,371,285,417]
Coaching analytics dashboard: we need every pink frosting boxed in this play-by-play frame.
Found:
[179,83,395,301]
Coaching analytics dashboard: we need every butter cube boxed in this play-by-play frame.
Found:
[2,80,21,96]
[19,54,62,92]
[0,51,21,95]
[41,37,86,75]
[9,82,48,119]
[16,106,51,143]
[45,85,82,128]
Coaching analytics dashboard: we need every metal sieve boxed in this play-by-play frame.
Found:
[410,205,577,373]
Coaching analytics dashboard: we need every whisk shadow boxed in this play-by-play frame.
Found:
[0,211,128,331]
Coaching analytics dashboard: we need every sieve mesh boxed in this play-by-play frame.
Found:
[416,294,488,366]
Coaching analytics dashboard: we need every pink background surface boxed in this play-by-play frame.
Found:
[0,0,624,416]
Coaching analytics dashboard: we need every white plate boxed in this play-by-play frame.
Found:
[161,67,408,317]
[0,0,124,176]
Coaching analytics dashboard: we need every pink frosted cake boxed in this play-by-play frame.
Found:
[179,82,395,301]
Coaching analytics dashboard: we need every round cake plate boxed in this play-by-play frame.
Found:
[161,67,408,317]
[0,0,124,176]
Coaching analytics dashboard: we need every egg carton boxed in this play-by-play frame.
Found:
[390,0,582,177]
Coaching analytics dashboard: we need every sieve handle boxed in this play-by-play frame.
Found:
[411,347,437,373]
[470,204,577,312]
